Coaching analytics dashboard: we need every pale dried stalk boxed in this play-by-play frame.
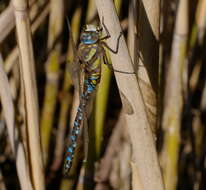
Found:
[95,112,124,187]
[96,112,131,190]
[119,141,132,190]
[127,3,143,186]
[12,0,45,189]
[161,1,188,190]
[0,0,35,44]
[0,3,14,44]
[87,0,96,22]
[94,0,122,162]
[0,54,15,152]
[95,0,164,189]
[40,0,64,163]
[4,2,50,73]
[40,0,64,164]
[137,0,160,131]
[195,0,206,42]
[127,0,138,64]
[0,54,33,190]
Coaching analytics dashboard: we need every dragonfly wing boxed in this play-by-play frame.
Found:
[83,114,89,162]
[67,58,81,92]
[66,17,82,92]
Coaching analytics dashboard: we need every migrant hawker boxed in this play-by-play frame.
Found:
[64,18,124,174]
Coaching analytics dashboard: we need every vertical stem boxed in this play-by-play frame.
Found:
[0,54,33,190]
[12,0,45,189]
[95,0,164,189]
[127,0,138,64]
[94,0,122,161]
[138,0,160,130]
[161,1,188,189]
[40,0,64,163]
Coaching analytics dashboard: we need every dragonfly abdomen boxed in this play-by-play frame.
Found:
[64,105,83,173]
[64,72,101,174]
[64,23,104,175]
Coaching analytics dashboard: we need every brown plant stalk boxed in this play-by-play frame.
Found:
[12,0,45,189]
[95,0,164,189]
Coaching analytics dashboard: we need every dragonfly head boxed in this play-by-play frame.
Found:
[80,25,102,44]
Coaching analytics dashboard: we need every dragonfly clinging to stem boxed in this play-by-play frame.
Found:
[64,17,133,175]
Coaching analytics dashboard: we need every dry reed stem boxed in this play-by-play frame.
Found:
[0,54,33,189]
[95,0,164,189]
[119,141,132,190]
[94,0,122,161]
[9,64,19,99]
[196,0,206,42]
[18,64,30,156]
[0,54,15,152]
[161,0,188,189]
[87,0,96,22]
[127,0,138,63]
[0,3,15,43]
[110,156,122,189]
[0,0,36,44]
[127,2,151,186]
[141,0,160,40]
[4,2,50,73]
[131,162,144,190]
[189,62,201,91]
[12,0,45,189]
[95,112,124,186]
[137,0,160,130]
[40,0,64,164]
[96,112,131,190]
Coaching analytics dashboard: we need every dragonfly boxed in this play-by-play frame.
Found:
[64,17,129,174]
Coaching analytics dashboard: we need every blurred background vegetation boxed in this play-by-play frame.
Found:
[0,0,206,189]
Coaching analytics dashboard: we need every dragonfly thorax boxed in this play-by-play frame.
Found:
[80,25,102,45]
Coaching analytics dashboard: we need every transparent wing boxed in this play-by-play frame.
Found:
[66,17,82,92]
[67,17,90,164]
[83,113,89,162]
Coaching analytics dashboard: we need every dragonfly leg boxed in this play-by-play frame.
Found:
[99,17,111,41]
[103,53,135,74]
[99,16,123,53]
[100,16,123,43]
[101,31,123,54]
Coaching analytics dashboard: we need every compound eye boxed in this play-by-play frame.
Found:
[87,34,91,39]
[81,33,86,38]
